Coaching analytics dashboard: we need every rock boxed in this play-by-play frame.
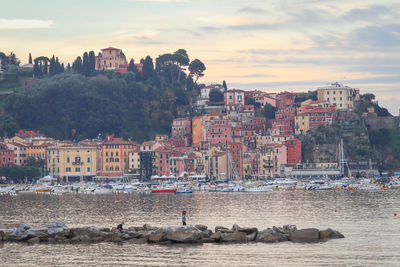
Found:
[215,226,233,233]
[221,231,247,243]
[0,230,7,241]
[238,227,258,235]
[319,228,345,240]
[210,232,222,242]
[283,225,297,234]
[232,224,239,231]
[256,229,289,243]
[27,237,41,244]
[195,224,208,231]
[143,224,158,231]
[164,226,202,243]
[17,223,32,231]
[246,232,257,241]
[40,221,67,230]
[126,230,142,239]
[200,229,212,238]
[148,233,165,243]
[99,227,110,232]
[215,226,229,232]
[289,228,320,243]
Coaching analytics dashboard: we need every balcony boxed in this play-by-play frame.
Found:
[72,161,84,165]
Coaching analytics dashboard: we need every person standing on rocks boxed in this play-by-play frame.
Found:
[182,211,187,226]
[117,222,124,232]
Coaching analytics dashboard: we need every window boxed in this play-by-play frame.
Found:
[75,167,80,172]
[75,156,81,163]
[66,167,71,172]
[87,167,90,172]
[87,157,90,163]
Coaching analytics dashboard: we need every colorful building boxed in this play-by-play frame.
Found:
[0,143,14,167]
[317,82,359,110]
[47,145,98,182]
[171,118,191,146]
[100,136,135,176]
[225,89,245,106]
[285,139,302,166]
[6,143,27,166]
[95,47,127,72]
[192,116,203,144]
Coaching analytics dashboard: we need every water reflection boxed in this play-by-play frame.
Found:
[1,191,400,266]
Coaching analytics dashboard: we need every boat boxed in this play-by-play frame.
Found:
[152,188,177,193]
[175,187,193,194]
[245,185,274,192]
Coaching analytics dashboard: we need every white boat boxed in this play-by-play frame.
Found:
[245,185,274,192]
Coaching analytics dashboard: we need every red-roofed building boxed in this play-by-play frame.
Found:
[225,89,245,106]
[285,139,301,166]
[100,135,136,176]
[0,143,14,167]
[95,47,127,72]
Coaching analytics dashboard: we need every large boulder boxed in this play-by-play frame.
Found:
[221,231,247,243]
[195,224,208,231]
[27,237,41,244]
[319,228,345,240]
[246,232,257,241]
[210,232,222,242]
[289,228,320,242]
[200,229,212,238]
[256,229,289,243]
[215,226,233,233]
[164,226,202,243]
[238,227,258,235]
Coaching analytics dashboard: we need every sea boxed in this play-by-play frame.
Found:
[1,190,400,266]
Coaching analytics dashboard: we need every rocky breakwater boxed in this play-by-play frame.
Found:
[0,222,344,245]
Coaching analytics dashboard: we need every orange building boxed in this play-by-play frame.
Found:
[100,136,136,176]
[95,47,127,72]
[192,116,203,144]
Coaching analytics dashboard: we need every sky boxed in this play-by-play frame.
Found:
[1,0,399,114]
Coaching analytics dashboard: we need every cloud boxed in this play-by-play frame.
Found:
[128,0,189,2]
[237,7,268,14]
[353,24,400,47]
[0,19,53,29]
[342,5,391,21]
[226,74,276,78]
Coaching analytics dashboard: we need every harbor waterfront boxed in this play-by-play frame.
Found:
[1,190,400,266]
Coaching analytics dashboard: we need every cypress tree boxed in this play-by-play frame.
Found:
[28,53,32,64]
[222,80,227,91]
[82,52,89,76]
[43,60,48,75]
[67,63,71,72]
[49,55,56,75]
[128,58,136,72]
[88,51,96,75]
[72,56,82,74]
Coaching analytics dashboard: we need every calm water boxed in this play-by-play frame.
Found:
[1,191,400,266]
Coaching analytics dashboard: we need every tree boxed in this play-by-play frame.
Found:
[222,80,228,91]
[8,52,20,66]
[209,88,224,102]
[263,103,277,119]
[72,56,83,74]
[128,58,136,72]
[142,56,154,80]
[29,53,32,64]
[363,93,375,102]
[245,97,255,106]
[82,52,89,76]
[88,51,96,75]
[189,59,206,84]
[67,63,71,72]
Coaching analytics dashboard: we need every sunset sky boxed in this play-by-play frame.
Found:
[1,0,399,114]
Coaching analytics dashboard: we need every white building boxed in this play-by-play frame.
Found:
[317,82,359,110]
[196,84,224,107]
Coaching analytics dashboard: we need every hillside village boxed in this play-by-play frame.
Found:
[0,48,399,183]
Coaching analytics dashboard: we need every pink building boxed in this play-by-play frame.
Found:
[272,144,287,175]
[171,118,191,146]
[155,147,180,176]
[225,89,245,106]
[276,92,296,109]
[255,93,277,108]
[272,106,296,135]
[205,120,232,146]
[6,143,27,166]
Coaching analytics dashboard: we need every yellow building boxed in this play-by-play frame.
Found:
[47,146,98,182]
[101,137,135,176]
[210,151,227,179]
[26,144,48,161]
[95,47,127,71]
[317,82,358,110]
[259,147,274,178]
[192,116,203,144]
[295,115,310,135]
